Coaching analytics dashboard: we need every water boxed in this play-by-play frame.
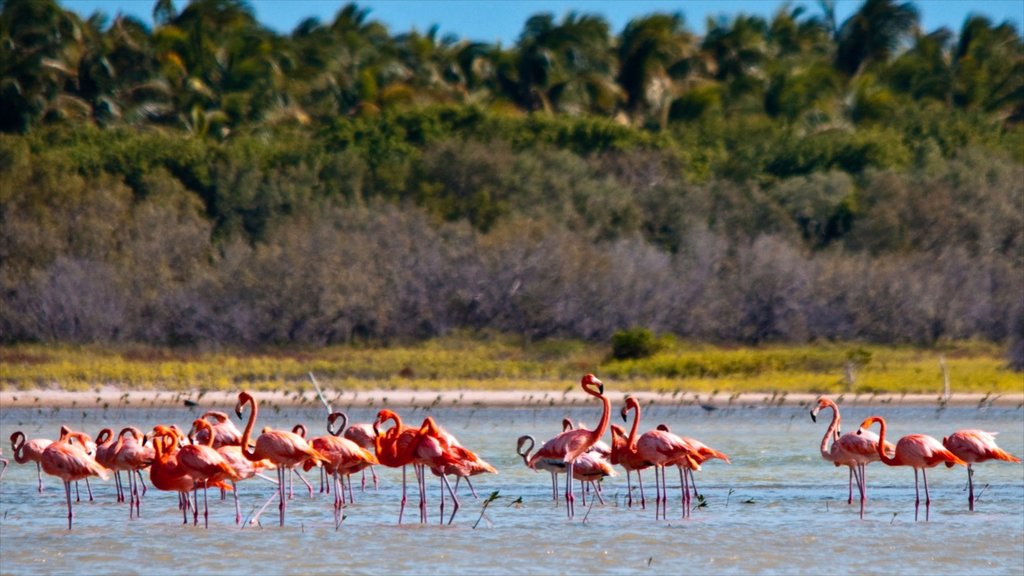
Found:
[2,403,1022,575]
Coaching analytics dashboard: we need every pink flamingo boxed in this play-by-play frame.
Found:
[10,431,52,492]
[40,428,110,529]
[810,396,894,519]
[942,429,1021,511]
[624,396,728,519]
[343,422,380,492]
[194,411,243,448]
[526,374,610,519]
[303,411,379,521]
[147,425,199,524]
[610,423,651,509]
[857,416,966,521]
[516,434,566,502]
[190,418,276,525]
[417,417,496,523]
[111,427,154,519]
[176,420,239,528]
[235,391,327,527]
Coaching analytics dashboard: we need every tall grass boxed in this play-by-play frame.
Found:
[0,338,1017,395]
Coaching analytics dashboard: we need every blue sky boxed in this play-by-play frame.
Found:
[62,0,1024,42]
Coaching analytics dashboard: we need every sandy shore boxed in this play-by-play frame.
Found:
[1,387,1020,410]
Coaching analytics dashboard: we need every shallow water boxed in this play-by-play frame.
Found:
[1,403,1022,575]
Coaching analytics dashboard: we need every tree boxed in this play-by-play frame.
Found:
[835,0,919,76]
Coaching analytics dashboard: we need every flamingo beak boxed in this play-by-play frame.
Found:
[234,405,243,419]
[809,410,817,423]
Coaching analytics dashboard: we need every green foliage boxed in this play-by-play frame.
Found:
[611,328,662,360]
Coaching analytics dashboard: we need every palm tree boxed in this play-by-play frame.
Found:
[0,0,86,131]
[616,12,698,128]
[835,0,919,76]
[952,15,1024,121]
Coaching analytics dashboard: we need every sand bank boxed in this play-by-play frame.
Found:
[1,387,1020,410]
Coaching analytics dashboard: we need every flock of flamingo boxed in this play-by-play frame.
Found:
[1,374,1020,530]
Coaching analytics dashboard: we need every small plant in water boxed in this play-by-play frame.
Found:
[695,494,708,509]
[473,491,501,529]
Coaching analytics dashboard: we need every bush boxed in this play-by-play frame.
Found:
[611,327,661,360]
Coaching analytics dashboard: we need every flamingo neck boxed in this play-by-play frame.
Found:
[589,392,611,447]
[239,396,259,461]
[196,421,215,448]
[874,419,898,465]
[12,435,28,464]
[820,402,840,461]
[626,404,641,451]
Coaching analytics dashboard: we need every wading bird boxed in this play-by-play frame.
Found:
[810,396,894,519]
[10,431,52,492]
[942,429,1021,511]
[526,374,610,519]
[235,391,327,527]
[40,427,109,529]
[857,416,966,521]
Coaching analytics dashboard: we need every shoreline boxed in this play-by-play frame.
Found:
[1,388,1021,410]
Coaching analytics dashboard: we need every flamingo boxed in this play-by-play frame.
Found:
[10,431,52,492]
[609,423,650,509]
[516,434,567,502]
[286,423,315,500]
[526,373,610,519]
[857,416,967,521]
[39,427,109,529]
[303,411,379,522]
[343,422,380,492]
[111,427,155,519]
[235,391,327,527]
[93,429,123,501]
[190,419,277,525]
[194,411,243,448]
[624,396,728,519]
[147,425,199,524]
[421,418,497,500]
[810,396,895,519]
[173,421,239,528]
[373,410,465,524]
[569,451,616,506]
[942,429,1021,511]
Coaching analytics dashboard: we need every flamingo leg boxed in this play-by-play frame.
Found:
[233,481,241,525]
[626,470,633,508]
[202,481,210,528]
[689,468,699,499]
[593,481,606,505]
[967,465,975,512]
[922,468,931,522]
[565,460,576,518]
[288,468,294,500]
[549,471,559,503]
[420,465,429,524]
[847,466,855,505]
[250,489,278,525]
[36,462,43,492]
[347,472,355,504]
[372,466,379,491]
[85,477,93,501]
[398,465,408,525]
[661,466,669,520]
[115,470,124,503]
[278,467,287,527]
[913,468,921,522]
[678,467,686,518]
[638,469,646,509]
[442,473,460,525]
[854,464,866,519]
[63,480,74,530]
[439,475,446,525]
[136,469,148,496]
[652,466,661,519]
[294,469,314,498]
[74,480,81,502]
[192,487,199,525]
[465,477,479,499]
[127,471,135,519]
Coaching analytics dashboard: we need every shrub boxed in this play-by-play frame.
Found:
[611,327,661,360]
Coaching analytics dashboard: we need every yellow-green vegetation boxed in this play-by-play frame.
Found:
[0,337,1018,396]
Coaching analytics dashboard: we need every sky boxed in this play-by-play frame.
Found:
[62,0,1024,42]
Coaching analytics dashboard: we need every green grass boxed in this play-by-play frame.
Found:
[0,337,1019,396]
